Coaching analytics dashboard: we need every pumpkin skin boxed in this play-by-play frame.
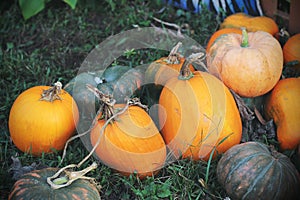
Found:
[283,33,300,71]
[265,77,300,150]
[9,168,101,200]
[206,28,242,52]
[207,30,283,97]
[9,85,79,155]
[217,141,300,200]
[90,105,166,178]
[220,12,279,36]
[159,70,242,161]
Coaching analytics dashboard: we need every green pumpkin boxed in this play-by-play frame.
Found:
[9,168,101,200]
[217,141,300,200]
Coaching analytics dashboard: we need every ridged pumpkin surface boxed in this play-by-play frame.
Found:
[265,77,300,150]
[159,71,242,161]
[206,28,242,52]
[9,168,101,200]
[207,30,283,97]
[220,12,279,36]
[90,105,166,178]
[9,85,79,155]
[217,142,300,200]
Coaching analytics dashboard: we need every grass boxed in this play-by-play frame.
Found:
[2,0,296,199]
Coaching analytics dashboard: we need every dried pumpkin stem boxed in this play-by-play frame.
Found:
[241,27,249,48]
[47,162,98,190]
[40,81,63,102]
[179,52,206,80]
[166,42,182,64]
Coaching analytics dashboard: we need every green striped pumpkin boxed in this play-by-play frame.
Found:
[9,168,101,200]
[217,141,300,200]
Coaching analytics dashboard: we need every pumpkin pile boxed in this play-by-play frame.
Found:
[8,12,300,199]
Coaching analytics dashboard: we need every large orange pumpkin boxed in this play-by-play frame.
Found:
[283,33,300,72]
[206,28,242,52]
[158,61,242,161]
[265,77,300,150]
[220,12,279,37]
[9,82,79,155]
[90,102,166,178]
[207,28,283,97]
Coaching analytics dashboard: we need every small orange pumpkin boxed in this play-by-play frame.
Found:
[145,42,194,86]
[89,90,166,178]
[220,12,279,36]
[158,59,242,161]
[207,28,283,97]
[265,77,300,150]
[283,33,300,72]
[206,28,242,52]
[9,82,79,155]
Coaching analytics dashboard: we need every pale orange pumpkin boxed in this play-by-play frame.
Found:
[207,28,283,97]
[220,12,279,37]
[158,61,242,161]
[265,77,300,150]
[90,101,166,178]
[206,28,242,52]
[283,33,300,72]
[9,82,79,155]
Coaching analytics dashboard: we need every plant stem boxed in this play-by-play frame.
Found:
[40,81,63,102]
[241,27,249,48]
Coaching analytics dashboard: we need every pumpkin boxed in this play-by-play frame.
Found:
[217,141,300,200]
[220,12,279,36]
[283,33,300,72]
[206,28,242,52]
[89,90,166,178]
[64,71,104,117]
[158,60,242,161]
[145,43,195,86]
[265,77,300,150]
[9,167,100,200]
[9,82,79,155]
[207,28,283,97]
[97,66,143,103]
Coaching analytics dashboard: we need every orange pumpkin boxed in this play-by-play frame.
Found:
[206,28,242,52]
[158,61,242,161]
[145,43,194,86]
[90,103,166,178]
[9,82,79,155]
[220,12,279,36]
[265,77,300,150]
[207,28,283,97]
[283,33,300,72]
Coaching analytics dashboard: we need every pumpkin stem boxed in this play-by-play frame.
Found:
[241,27,249,48]
[166,42,182,64]
[47,162,98,189]
[40,81,63,102]
[86,84,116,120]
[179,52,206,80]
